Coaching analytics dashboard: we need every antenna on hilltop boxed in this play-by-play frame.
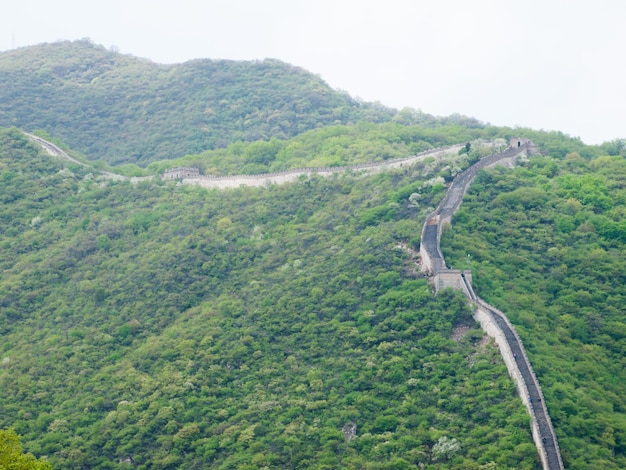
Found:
[12,32,16,49]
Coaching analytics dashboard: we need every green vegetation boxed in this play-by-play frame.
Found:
[0,40,479,166]
[0,127,539,468]
[1,38,624,469]
[0,428,51,469]
[101,123,605,180]
[147,122,493,176]
[442,151,626,469]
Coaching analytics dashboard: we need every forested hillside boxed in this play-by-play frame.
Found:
[1,38,624,467]
[0,127,541,468]
[442,152,626,468]
[148,122,489,177]
[133,122,602,179]
[0,40,479,166]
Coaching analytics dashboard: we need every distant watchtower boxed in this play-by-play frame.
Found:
[510,137,531,148]
[162,167,200,180]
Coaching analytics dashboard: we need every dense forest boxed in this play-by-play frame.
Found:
[1,124,624,468]
[1,127,540,469]
[1,39,625,469]
[0,40,480,166]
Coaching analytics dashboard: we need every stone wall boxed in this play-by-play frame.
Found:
[169,144,464,189]
[419,217,445,275]
[418,140,564,470]
[419,143,530,276]
[474,300,563,470]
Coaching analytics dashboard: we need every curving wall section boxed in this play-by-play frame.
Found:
[178,144,463,189]
[419,142,564,470]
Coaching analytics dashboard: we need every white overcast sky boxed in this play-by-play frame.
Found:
[1,0,624,144]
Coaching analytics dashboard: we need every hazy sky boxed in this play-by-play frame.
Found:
[1,0,624,144]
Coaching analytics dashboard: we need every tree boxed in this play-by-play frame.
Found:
[599,138,625,156]
[0,428,52,469]
[432,435,461,462]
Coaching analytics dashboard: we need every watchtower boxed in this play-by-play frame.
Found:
[510,137,531,148]
[162,167,200,180]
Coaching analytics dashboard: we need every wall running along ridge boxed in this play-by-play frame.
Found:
[176,145,464,189]
[419,141,564,470]
[27,131,463,188]
[29,132,561,467]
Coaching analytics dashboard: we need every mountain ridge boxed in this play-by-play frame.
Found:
[0,40,481,166]
[1,38,624,469]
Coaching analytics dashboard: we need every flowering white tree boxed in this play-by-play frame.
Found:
[432,435,460,461]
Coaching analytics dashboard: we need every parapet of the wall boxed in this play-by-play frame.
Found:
[474,304,531,406]
[481,152,519,171]
[472,305,547,466]
[419,239,434,275]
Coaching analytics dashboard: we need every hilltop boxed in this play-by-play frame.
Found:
[0,40,480,166]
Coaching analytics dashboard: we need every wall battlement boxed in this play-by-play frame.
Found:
[433,269,474,299]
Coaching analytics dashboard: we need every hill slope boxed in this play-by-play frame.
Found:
[442,153,626,468]
[0,127,540,469]
[0,40,476,166]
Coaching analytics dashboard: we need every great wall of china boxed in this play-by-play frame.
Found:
[419,140,564,470]
[28,132,563,468]
[27,131,463,187]
[166,144,464,189]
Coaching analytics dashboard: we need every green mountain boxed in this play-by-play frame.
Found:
[1,39,624,469]
[0,40,478,166]
[1,127,539,469]
[1,125,624,468]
